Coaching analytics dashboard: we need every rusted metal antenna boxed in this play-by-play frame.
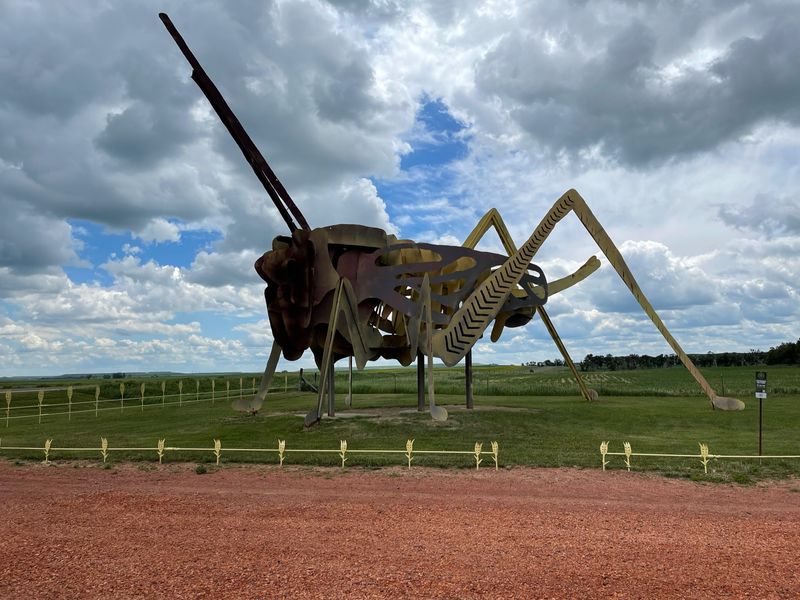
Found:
[159,13,310,233]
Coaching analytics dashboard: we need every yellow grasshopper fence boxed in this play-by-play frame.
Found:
[0,438,501,470]
[600,441,800,474]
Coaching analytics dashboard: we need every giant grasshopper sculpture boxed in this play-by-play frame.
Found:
[160,14,744,426]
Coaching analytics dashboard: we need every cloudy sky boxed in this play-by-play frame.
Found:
[1,0,798,376]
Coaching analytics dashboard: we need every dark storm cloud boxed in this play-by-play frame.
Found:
[183,0,406,190]
[474,4,800,166]
[95,101,196,167]
[0,198,80,273]
[0,0,406,285]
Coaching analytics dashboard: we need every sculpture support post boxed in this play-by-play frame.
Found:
[417,351,425,412]
[327,356,335,417]
[465,350,474,409]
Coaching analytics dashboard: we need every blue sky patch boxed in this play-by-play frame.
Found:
[375,96,471,238]
[399,97,470,170]
[67,219,221,286]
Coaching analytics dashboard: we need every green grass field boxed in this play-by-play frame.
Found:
[2,365,798,483]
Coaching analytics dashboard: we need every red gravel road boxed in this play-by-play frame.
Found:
[1,462,798,599]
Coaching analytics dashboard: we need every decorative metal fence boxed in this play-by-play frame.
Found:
[600,441,800,473]
[0,438,501,470]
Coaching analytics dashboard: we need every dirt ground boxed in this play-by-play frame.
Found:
[1,461,798,599]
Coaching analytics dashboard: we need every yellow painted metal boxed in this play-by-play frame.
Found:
[211,379,216,404]
[536,305,595,402]
[555,191,742,410]
[67,385,73,421]
[37,390,44,424]
[699,443,710,474]
[140,383,146,412]
[5,390,10,428]
[237,341,282,413]
[178,380,183,406]
[43,438,52,464]
[600,441,609,471]
[214,439,221,465]
[5,439,500,469]
[623,441,632,471]
[161,380,166,406]
[278,439,286,466]
[461,207,595,401]
[460,192,742,410]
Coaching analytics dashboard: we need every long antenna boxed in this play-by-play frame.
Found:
[159,13,310,232]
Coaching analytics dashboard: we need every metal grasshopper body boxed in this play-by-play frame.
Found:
[259,225,548,366]
[160,14,744,427]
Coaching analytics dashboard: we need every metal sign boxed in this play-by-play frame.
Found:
[755,371,767,399]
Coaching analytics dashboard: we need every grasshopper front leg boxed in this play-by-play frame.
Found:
[233,340,282,413]
[304,278,384,427]
[462,208,598,402]
[407,274,447,421]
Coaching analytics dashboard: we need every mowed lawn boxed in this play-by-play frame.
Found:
[2,365,799,482]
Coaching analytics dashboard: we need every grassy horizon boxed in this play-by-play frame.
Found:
[2,364,798,483]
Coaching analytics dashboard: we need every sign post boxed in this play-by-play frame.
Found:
[755,371,767,456]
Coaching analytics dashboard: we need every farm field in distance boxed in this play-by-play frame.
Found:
[2,364,799,483]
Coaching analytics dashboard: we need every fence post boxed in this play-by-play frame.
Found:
[600,441,609,471]
[140,382,146,412]
[212,380,215,405]
[178,380,183,406]
[196,379,199,401]
[278,439,286,466]
[95,386,100,417]
[157,439,166,464]
[699,442,710,474]
[213,439,221,465]
[5,390,11,428]
[406,439,414,469]
[474,442,483,470]
[67,385,73,421]
[37,390,44,424]
[43,438,52,464]
[161,381,166,406]
[119,382,125,413]
[623,441,632,471]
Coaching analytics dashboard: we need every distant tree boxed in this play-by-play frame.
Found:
[766,340,800,365]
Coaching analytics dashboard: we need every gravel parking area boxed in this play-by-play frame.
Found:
[1,461,798,598]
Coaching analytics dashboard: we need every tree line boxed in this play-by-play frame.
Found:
[574,339,800,371]
[522,340,800,371]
